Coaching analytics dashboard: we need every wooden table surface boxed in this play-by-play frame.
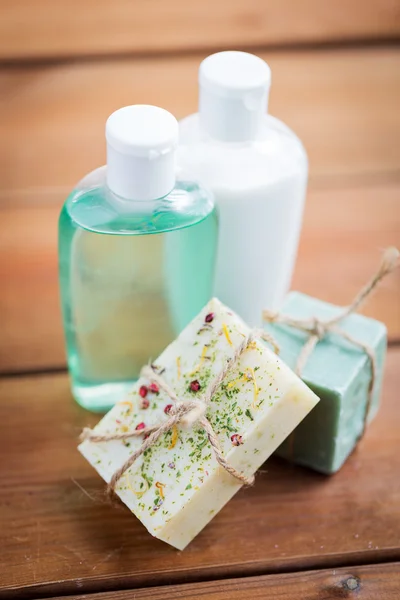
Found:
[0,347,399,599]
[1,1,400,598]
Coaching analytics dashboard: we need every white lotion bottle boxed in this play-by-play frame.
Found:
[177,51,308,326]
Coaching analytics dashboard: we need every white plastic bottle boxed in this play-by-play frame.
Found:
[177,51,308,326]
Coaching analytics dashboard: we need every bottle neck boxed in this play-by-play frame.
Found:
[106,144,175,201]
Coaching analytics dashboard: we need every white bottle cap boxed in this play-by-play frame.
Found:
[199,51,271,142]
[106,105,178,200]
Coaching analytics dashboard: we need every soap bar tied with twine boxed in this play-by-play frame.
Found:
[263,246,399,437]
[80,328,280,496]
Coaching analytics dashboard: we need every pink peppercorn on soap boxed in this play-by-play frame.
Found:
[79,298,319,549]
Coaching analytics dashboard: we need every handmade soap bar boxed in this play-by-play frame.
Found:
[79,298,319,549]
[264,292,387,474]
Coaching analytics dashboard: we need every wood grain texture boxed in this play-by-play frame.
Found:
[45,563,400,599]
[0,1,399,61]
[1,47,399,204]
[1,182,398,373]
[0,349,399,598]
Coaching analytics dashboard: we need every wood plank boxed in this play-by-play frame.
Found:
[45,563,400,599]
[1,47,399,205]
[292,182,400,335]
[0,349,399,598]
[0,1,399,61]
[1,182,398,373]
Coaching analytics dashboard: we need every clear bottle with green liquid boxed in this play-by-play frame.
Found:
[59,105,218,412]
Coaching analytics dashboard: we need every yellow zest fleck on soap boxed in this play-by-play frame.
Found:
[125,473,148,499]
[222,323,233,346]
[228,370,250,389]
[227,367,259,407]
[155,481,166,499]
[245,341,257,352]
[190,345,209,376]
[227,376,243,389]
[119,400,133,408]
[234,326,246,338]
[176,356,181,380]
[169,425,179,449]
[249,367,259,408]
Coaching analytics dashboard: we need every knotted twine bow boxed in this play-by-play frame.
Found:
[81,328,280,496]
[263,247,399,436]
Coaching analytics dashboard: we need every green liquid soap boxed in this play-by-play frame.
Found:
[59,166,217,412]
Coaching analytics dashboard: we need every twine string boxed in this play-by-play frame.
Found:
[81,329,280,495]
[263,247,399,437]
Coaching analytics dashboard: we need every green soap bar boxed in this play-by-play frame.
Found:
[264,292,387,474]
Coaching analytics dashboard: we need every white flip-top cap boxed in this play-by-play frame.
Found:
[106,105,178,200]
[199,51,271,142]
